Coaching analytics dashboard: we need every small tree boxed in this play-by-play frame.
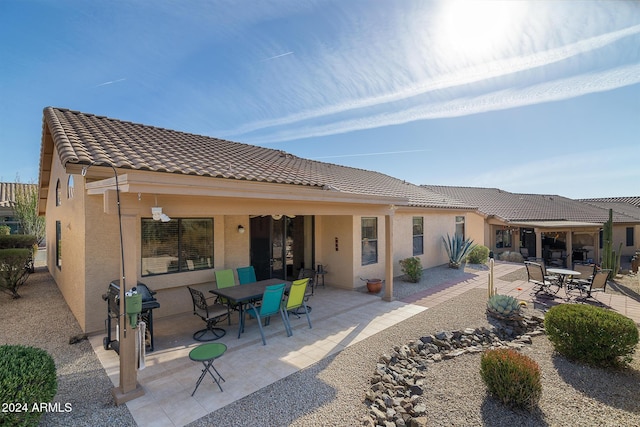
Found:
[13,182,45,246]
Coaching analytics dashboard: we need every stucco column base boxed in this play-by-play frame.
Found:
[381,294,395,302]
[112,384,145,406]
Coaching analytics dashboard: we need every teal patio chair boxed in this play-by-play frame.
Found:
[236,266,257,285]
[283,278,312,336]
[244,283,288,345]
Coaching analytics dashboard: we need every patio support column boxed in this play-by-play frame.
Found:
[383,209,394,302]
[535,229,542,260]
[566,231,573,267]
[112,212,145,405]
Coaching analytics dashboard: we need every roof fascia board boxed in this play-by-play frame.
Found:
[84,170,408,206]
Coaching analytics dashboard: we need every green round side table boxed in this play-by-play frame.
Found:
[189,342,227,396]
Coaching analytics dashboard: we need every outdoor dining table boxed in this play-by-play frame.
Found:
[209,278,291,339]
[546,268,581,294]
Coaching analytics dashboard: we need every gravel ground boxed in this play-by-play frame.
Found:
[3,266,640,426]
[0,269,135,427]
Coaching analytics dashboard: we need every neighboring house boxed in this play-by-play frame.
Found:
[37,107,475,333]
[0,182,37,233]
[580,197,640,259]
[423,186,640,267]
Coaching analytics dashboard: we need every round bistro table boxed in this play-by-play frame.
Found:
[189,342,227,396]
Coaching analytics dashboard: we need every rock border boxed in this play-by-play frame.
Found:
[363,308,546,427]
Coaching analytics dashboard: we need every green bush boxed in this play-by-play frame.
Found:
[0,235,37,250]
[467,245,489,264]
[0,345,57,427]
[0,225,10,235]
[545,304,639,367]
[497,251,524,263]
[399,257,423,283]
[0,248,32,298]
[480,348,541,411]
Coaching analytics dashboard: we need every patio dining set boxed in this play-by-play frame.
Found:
[524,260,610,302]
[186,266,315,395]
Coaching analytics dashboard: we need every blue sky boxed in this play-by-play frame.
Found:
[1,0,639,199]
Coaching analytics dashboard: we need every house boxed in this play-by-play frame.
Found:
[423,186,640,267]
[37,107,475,334]
[580,197,640,259]
[0,182,38,234]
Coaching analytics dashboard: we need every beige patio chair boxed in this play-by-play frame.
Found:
[574,269,610,301]
[525,261,560,296]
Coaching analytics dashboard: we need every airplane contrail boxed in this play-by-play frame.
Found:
[96,78,126,87]
[314,149,431,159]
[261,52,294,62]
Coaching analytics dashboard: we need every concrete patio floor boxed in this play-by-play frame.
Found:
[89,262,640,426]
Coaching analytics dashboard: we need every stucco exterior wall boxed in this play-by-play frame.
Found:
[315,215,354,289]
[465,212,486,250]
[45,151,90,330]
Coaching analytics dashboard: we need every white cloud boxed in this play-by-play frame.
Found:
[226,23,640,139]
[245,62,640,144]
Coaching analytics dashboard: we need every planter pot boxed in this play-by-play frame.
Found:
[366,279,383,293]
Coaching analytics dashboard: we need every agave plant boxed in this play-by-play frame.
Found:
[487,294,521,319]
[442,233,476,269]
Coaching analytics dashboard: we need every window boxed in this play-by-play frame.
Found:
[495,229,513,248]
[455,216,465,238]
[55,179,61,206]
[413,217,424,255]
[361,217,378,265]
[67,175,74,199]
[141,218,213,276]
[55,220,62,268]
[627,227,634,247]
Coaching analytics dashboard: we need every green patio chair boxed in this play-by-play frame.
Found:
[214,269,238,324]
[236,266,257,285]
[283,278,312,336]
[244,283,288,345]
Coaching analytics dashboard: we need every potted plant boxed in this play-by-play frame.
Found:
[442,233,476,269]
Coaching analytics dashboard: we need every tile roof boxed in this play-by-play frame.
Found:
[422,185,640,224]
[580,201,640,221]
[0,182,37,208]
[41,107,471,209]
[580,197,640,208]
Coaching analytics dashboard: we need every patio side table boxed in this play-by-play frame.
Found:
[189,342,227,396]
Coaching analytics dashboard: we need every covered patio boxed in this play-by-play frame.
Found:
[89,284,427,426]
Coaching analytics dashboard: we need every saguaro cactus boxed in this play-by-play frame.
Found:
[601,209,621,277]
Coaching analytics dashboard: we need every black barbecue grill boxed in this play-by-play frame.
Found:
[102,280,160,353]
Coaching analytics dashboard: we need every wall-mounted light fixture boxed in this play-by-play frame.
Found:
[237,225,245,234]
[151,207,171,222]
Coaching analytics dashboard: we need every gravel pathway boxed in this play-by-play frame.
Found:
[3,266,640,426]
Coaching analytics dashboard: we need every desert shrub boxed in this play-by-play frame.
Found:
[480,348,541,411]
[0,345,58,427]
[0,248,33,298]
[467,245,489,264]
[498,251,524,263]
[545,304,638,367]
[399,257,423,283]
[0,235,37,250]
